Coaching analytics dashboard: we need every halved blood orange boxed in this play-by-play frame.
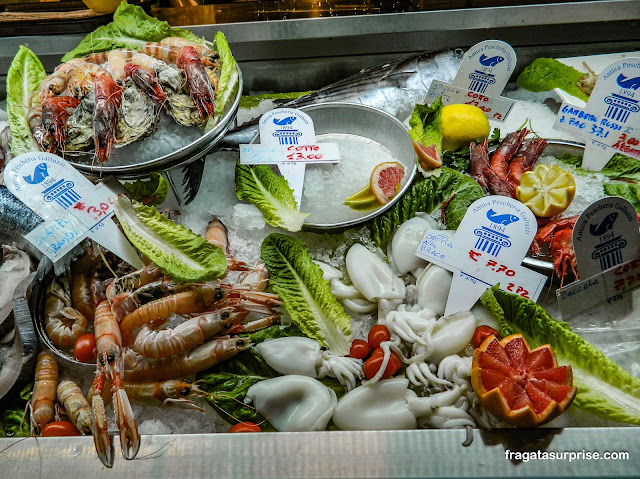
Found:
[413,141,442,170]
[471,334,577,427]
[370,161,406,204]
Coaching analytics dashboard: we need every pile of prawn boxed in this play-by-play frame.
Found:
[39,216,282,467]
[30,37,221,164]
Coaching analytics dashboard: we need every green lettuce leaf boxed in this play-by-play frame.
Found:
[113,196,226,282]
[516,58,590,102]
[480,286,640,425]
[235,162,309,232]
[408,98,443,155]
[370,167,485,248]
[261,234,352,355]
[6,46,47,156]
[212,31,239,120]
[603,182,640,212]
[123,172,169,206]
[62,2,202,61]
[556,151,640,182]
[0,382,32,437]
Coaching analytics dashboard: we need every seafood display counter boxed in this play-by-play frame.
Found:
[2,1,640,478]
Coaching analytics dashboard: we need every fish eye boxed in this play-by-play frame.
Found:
[221,311,230,319]
[215,291,224,300]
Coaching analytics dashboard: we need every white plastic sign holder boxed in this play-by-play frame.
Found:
[415,196,547,315]
[4,152,143,268]
[426,40,517,123]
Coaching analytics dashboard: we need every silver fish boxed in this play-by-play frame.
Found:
[0,186,43,237]
[219,49,464,147]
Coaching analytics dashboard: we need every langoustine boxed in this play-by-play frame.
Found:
[57,379,92,435]
[44,276,88,347]
[30,351,58,434]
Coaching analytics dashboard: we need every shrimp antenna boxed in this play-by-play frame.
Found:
[98,247,118,279]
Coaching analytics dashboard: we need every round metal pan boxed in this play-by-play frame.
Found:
[251,102,418,231]
[68,63,243,179]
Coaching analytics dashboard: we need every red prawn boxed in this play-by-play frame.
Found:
[507,138,548,186]
[93,72,122,164]
[41,96,81,149]
[123,63,166,104]
[177,46,216,120]
[487,128,528,197]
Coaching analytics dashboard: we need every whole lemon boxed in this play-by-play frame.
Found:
[441,104,491,152]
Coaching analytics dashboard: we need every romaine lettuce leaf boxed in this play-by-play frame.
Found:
[370,167,485,248]
[212,31,238,120]
[123,172,169,206]
[516,58,590,102]
[235,162,309,232]
[603,182,640,212]
[556,152,640,183]
[481,286,640,425]
[113,196,226,282]
[62,2,202,61]
[408,98,443,155]
[261,234,352,355]
[6,46,46,156]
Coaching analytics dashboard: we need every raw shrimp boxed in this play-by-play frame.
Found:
[45,276,88,347]
[141,42,218,69]
[124,336,251,382]
[106,264,164,301]
[123,63,166,104]
[507,138,548,186]
[132,308,249,359]
[71,252,97,321]
[109,279,191,321]
[206,217,250,271]
[41,96,80,148]
[66,61,110,99]
[487,129,528,197]
[91,301,140,467]
[237,263,269,292]
[27,103,55,153]
[38,58,86,101]
[129,52,184,93]
[93,71,122,163]
[469,139,490,189]
[82,49,136,66]
[177,46,216,120]
[31,351,58,434]
[107,50,128,86]
[119,287,240,345]
[160,37,219,66]
[57,379,92,435]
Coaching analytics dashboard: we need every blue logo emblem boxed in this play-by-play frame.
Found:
[616,74,640,91]
[273,117,297,126]
[486,209,519,226]
[478,54,504,67]
[41,179,81,209]
[590,213,618,236]
[23,163,48,185]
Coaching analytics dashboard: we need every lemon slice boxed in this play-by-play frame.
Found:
[516,164,576,217]
[343,185,381,211]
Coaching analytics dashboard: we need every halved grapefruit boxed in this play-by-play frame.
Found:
[370,162,405,205]
[471,334,577,427]
[413,141,442,170]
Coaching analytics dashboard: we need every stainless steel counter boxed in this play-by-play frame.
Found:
[1,428,639,478]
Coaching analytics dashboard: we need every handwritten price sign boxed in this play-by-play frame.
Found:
[239,143,341,165]
[426,80,515,122]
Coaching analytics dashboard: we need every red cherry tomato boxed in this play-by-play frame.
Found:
[74,333,97,363]
[367,325,391,349]
[370,348,403,370]
[473,326,501,349]
[41,421,80,437]
[363,349,402,380]
[229,422,262,433]
[349,339,371,359]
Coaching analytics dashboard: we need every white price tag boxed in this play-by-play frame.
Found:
[426,80,515,123]
[553,58,640,168]
[240,143,341,165]
[416,196,546,315]
[4,153,143,268]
